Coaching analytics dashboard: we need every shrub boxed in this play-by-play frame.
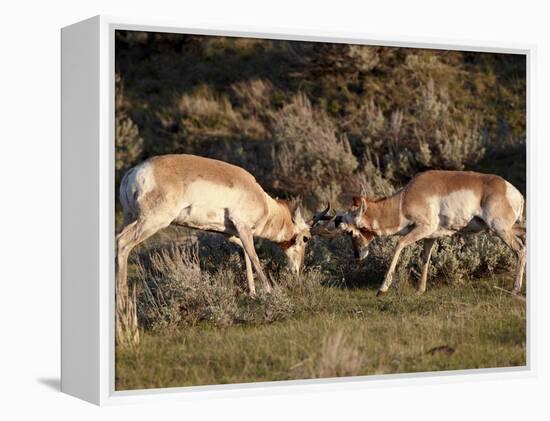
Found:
[294,43,381,78]
[115,115,144,182]
[272,93,358,208]
[415,80,486,170]
[347,79,487,187]
[133,239,296,329]
[242,288,294,324]
[320,230,517,291]
[114,73,144,182]
[135,243,239,329]
[178,85,266,139]
[428,234,515,285]
[367,233,516,289]
[230,78,274,119]
[429,237,480,285]
[356,161,397,198]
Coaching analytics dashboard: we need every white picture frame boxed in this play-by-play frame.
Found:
[61,15,535,406]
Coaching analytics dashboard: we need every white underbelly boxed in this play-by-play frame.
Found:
[426,227,456,238]
[424,189,485,238]
[174,205,229,232]
[171,180,262,233]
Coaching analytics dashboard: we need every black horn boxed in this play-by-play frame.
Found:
[310,202,332,226]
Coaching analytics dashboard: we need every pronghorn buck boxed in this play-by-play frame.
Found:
[116,154,329,343]
[335,170,526,296]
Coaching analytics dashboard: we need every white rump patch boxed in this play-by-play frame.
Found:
[119,161,157,216]
[505,181,524,221]
[132,161,157,197]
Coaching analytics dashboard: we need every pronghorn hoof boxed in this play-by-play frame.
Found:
[511,288,521,296]
[376,290,387,297]
[416,289,426,295]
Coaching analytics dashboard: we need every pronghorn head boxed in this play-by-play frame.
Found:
[279,201,332,275]
[332,195,376,260]
[308,197,374,260]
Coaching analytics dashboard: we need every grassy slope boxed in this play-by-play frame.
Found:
[116,274,525,390]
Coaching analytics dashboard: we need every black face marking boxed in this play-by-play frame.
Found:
[277,235,298,250]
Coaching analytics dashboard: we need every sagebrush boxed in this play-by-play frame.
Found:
[115,34,525,216]
[130,228,517,332]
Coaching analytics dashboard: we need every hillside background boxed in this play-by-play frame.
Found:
[115,31,526,216]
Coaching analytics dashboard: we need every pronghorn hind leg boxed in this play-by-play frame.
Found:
[116,220,139,299]
[230,217,272,293]
[513,223,526,248]
[418,238,436,294]
[227,236,256,296]
[117,216,173,288]
[116,220,140,345]
[493,227,526,294]
[378,225,434,296]
[116,215,172,344]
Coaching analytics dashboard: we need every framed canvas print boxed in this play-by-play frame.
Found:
[61,15,534,405]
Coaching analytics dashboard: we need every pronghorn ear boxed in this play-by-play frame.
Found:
[352,196,369,210]
[292,204,304,222]
[353,196,368,214]
[359,197,368,215]
[289,197,304,222]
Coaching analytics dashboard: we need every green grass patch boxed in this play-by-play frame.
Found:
[116,276,525,390]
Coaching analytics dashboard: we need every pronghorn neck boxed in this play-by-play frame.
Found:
[361,192,404,236]
[257,196,297,242]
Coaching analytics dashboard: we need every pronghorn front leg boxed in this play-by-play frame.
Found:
[227,236,256,296]
[377,225,434,296]
[229,217,272,293]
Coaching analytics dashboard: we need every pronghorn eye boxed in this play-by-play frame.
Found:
[303,236,310,243]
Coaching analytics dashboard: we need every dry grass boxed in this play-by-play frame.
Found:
[231,78,274,118]
[313,330,364,378]
[178,85,266,138]
[272,93,358,208]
